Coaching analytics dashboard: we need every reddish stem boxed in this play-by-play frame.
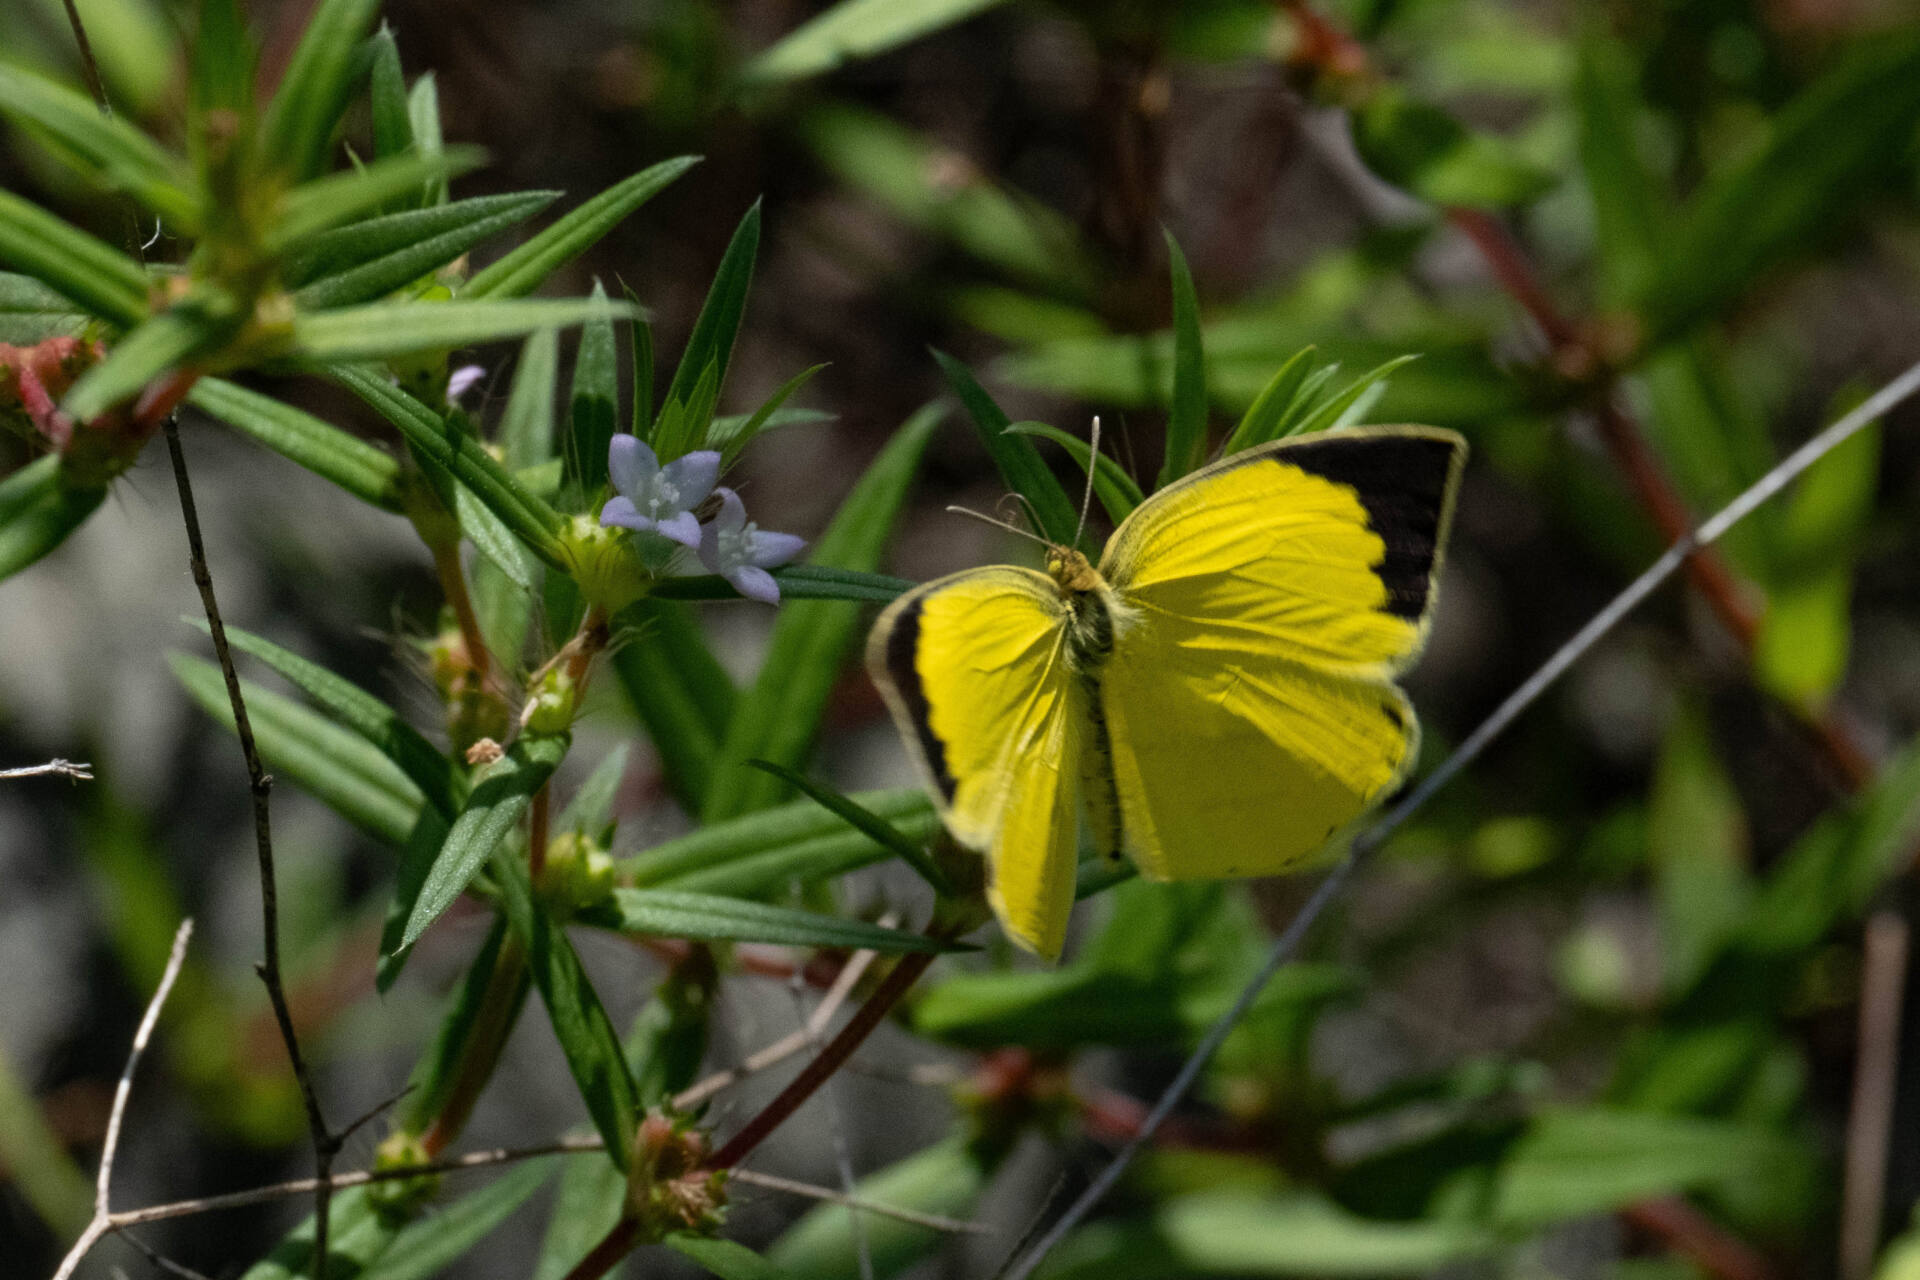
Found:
[559,1215,642,1280]
[1622,1197,1778,1280]
[707,950,938,1169]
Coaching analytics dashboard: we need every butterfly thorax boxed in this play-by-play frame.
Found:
[1046,546,1123,670]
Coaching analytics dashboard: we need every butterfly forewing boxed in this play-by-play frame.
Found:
[1097,427,1464,880]
[866,567,1085,957]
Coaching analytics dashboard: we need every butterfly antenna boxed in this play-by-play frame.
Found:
[1073,416,1102,547]
[945,504,1053,548]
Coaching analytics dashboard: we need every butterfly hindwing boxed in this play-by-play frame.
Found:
[1098,427,1464,880]
[866,567,1084,957]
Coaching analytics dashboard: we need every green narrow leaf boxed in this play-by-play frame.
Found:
[624,788,938,896]
[1635,29,1920,346]
[295,296,636,366]
[535,1151,628,1280]
[336,364,567,566]
[656,202,761,456]
[187,0,252,166]
[398,732,570,950]
[501,328,560,467]
[712,363,827,465]
[1158,230,1208,488]
[744,759,950,894]
[63,303,235,423]
[0,1044,91,1238]
[769,1137,991,1279]
[368,26,414,163]
[665,1234,797,1280]
[0,456,106,582]
[650,564,914,603]
[1287,355,1419,439]
[1006,421,1144,524]
[399,917,527,1116]
[467,157,702,299]
[612,596,737,811]
[208,620,461,817]
[0,189,148,327]
[358,1158,556,1280]
[568,283,619,492]
[189,377,403,510]
[933,350,1080,547]
[1223,345,1319,453]
[493,844,640,1168]
[1349,83,1559,209]
[744,0,1010,83]
[292,191,558,309]
[239,1186,399,1280]
[629,308,655,437]
[703,404,942,820]
[1647,703,1751,994]
[171,654,425,846]
[0,66,197,228]
[407,74,447,206]
[587,888,959,953]
[556,744,631,836]
[258,0,384,181]
[0,270,88,342]
[1574,29,1672,308]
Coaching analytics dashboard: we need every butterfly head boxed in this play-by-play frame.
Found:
[1045,545,1103,597]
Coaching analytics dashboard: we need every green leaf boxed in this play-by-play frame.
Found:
[744,759,951,894]
[709,407,835,462]
[258,0,384,181]
[556,743,630,836]
[611,596,736,811]
[337,364,567,566]
[1041,1190,1499,1279]
[656,202,761,458]
[1647,703,1750,994]
[466,157,702,299]
[0,189,147,327]
[1287,355,1419,439]
[0,456,106,582]
[500,328,560,468]
[0,1042,91,1238]
[744,0,1011,83]
[769,1137,991,1279]
[1574,29,1673,308]
[359,1158,556,1280]
[1489,1108,1814,1228]
[454,458,541,591]
[568,283,619,492]
[1222,346,1319,453]
[209,620,461,818]
[587,888,959,953]
[171,654,424,846]
[623,787,938,896]
[711,363,827,465]
[535,1150,628,1280]
[0,270,88,342]
[652,563,913,603]
[494,844,639,1169]
[294,296,636,365]
[189,376,404,510]
[63,302,235,423]
[666,1235,797,1280]
[1350,84,1558,209]
[399,916,528,1115]
[1007,421,1145,525]
[933,350,1081,547]
[0,65,197,228]
[407,74,447,206]
[800,104,1095,291]
[367,26,413,164]
[703,404,942,820]
[397,732,568,949]
[1158,230,1208,489]
[187,0,252,163]
[1754,412,1879,707]
[292,192,558,309]
[1635,29,1920,346]
[629,307,655,436]
[271,147,487,252]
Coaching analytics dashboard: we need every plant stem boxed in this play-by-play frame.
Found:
[421,936,530,1158]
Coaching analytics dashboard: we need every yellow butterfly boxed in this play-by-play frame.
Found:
[866,426,1467,959]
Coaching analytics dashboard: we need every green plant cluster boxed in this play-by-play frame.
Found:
[5,1,1920,1279]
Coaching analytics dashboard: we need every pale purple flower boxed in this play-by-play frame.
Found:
[447,364,485,403]
[601,435,721,548]
[698,487,805,605]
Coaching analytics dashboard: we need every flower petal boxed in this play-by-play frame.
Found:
[727,565,782,605]
[710,486,747,535]
[661,450,721,506]
[447,364,485,402]
[747,531,807,569]
[608,434,658,497]
[655,509,703,547]
[600,495,654,532]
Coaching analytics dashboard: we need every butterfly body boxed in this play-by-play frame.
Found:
[869,427,1466,958]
